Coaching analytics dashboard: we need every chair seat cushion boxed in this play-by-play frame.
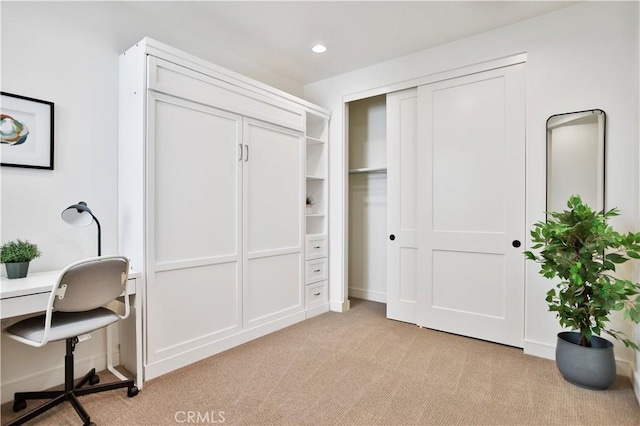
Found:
[6,307,119,343]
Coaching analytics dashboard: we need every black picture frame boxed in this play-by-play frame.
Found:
[1,92,54,170]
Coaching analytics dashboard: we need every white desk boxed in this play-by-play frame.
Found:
[0,269,143,390]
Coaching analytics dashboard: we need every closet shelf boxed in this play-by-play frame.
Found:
[306,136,326,146]
[306,213,325,218]
[349,167,387,174]
[306,175,325,181]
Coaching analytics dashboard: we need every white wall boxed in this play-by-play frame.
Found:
[305,0,640,375]
[349,173,387,302]
[635,1,640,404]
[0,2,301,403]
[0,1,302,271]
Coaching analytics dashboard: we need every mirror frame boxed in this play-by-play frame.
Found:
[546,109,606,214]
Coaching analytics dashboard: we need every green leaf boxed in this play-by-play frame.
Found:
[606,253,627,264]
[628,251,640,259]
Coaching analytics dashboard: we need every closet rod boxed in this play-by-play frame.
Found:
[348,167,388,174]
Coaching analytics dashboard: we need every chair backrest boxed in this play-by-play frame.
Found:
[53,256,129,312]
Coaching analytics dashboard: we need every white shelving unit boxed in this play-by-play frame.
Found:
[305,109,330,317]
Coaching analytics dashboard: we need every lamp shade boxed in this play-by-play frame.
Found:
[61,201,102,256]
[61,202,95,227]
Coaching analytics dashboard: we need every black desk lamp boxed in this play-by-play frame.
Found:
[61,201,102,256]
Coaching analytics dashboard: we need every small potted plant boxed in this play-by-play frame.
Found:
[1,239,42,279]
[306,196,315,215]
[525,195,640,389]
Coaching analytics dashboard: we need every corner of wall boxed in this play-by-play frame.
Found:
[634,363,640,404]
[634,324,640,404]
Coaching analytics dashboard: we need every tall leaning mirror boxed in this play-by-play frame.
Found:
[546,109,606,213]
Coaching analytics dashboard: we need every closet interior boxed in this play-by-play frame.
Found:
[347,95,388,303]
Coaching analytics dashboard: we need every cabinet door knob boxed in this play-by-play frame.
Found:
[389,234,395,241]
[512,240,521,248]
[313,246,321,249]
[313,292,321,296]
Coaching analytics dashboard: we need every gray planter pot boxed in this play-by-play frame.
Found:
[4,262,30,279]
[555,331,616,390]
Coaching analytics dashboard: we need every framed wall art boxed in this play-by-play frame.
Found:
[1,92,54,170]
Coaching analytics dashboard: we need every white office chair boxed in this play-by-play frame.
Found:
[4,255,139,426]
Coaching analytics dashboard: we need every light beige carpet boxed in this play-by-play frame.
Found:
[2,298,639,425]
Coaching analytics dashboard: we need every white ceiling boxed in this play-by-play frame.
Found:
[131,1,576,86]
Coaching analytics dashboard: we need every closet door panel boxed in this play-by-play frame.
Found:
[146,93,242,363]
[416,64,526,348]
[430,77,506,233]
[387,89,418,323]
[243,118,304,327]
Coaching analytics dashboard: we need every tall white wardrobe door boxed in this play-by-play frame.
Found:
[146,93,243,363]
[386,88,418,324]
[417,64,526,347]
[243,119,304,327]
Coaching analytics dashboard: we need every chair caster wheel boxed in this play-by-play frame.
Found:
[127,386,139,397]
[13,399,27,412]
[89,374,100,385]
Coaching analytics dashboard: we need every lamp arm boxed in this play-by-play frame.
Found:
[92,214,102,257]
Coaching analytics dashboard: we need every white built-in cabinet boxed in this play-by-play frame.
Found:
[118,38,330,381]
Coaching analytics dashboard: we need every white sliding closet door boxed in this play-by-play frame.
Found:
[146,93,243,363]
[243,118,304,327]
[386,88,418,323]
[417,64,526,347]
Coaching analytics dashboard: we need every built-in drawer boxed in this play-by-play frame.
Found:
[306,234,327,260]
[306,258,327,284]
[306,281,327,308]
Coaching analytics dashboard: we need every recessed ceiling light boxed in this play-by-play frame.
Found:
[312,44,327,54]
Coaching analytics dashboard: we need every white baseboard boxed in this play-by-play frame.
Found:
[524,339,633,380]
[616,359,632,379]
[524,339,555,360]
[1,351,120,404]
[306,303,330,318]
[348,288,386,303]
[144,311,306,381]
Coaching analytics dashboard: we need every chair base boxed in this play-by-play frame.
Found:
[7,338,138,426]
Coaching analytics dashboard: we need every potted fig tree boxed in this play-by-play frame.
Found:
[525,195,640,389]
[1,239,41,279]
